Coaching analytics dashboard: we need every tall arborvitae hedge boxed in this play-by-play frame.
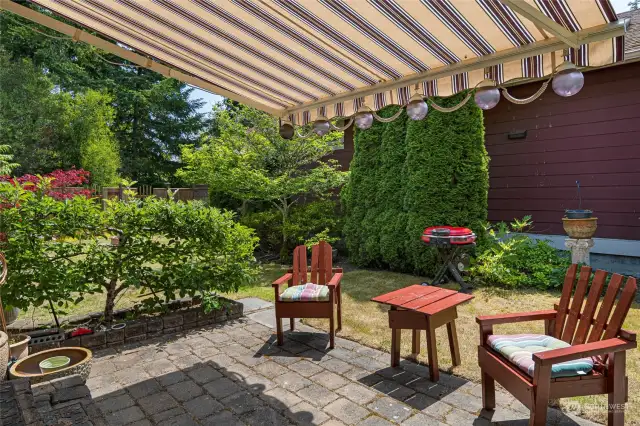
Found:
[343,92,489,275]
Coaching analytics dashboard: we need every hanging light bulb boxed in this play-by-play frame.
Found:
[474,78,500,110]
[354,108,374,130]
[406,92,428,120]
[312,117,331,136]
[552,59,584,97]
[279,119,294,140]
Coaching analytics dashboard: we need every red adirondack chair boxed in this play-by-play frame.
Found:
[272,241,343,348]
[477,264,637,425]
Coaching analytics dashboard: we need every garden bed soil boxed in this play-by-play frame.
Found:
[7,296,243,352]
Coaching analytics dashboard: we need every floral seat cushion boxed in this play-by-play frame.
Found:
[488,334,594,378]
[280,284,330,302]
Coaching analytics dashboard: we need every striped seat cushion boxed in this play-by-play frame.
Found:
[488,334,594,378]
[280,284,330,302]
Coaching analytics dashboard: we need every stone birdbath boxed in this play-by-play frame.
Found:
[562,181,597,264]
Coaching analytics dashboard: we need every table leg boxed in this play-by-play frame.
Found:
[411,329,420,359]
[391,327,401,367]
[447,320,461,367]
[425,317,439,382]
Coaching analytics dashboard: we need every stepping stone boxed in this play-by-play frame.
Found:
[237,297,273,313]
[247,308,300,329]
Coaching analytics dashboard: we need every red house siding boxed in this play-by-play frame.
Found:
[483,61,640,240]
[327,61,640,241]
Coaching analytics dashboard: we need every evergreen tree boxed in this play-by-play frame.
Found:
[343,93,489,275]
[0,9,207,184]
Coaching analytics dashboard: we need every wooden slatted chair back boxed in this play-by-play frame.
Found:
[311,241,333,285]
[291,245,308,286]
[553,264,637,345]
[290,242,333,286]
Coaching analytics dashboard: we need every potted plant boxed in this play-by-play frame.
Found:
[8,333,30,360]
[563,181,597,239]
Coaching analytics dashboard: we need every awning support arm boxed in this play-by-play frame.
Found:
[498,0,579,48]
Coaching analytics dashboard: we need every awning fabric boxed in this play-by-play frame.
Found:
[27,0,625,124]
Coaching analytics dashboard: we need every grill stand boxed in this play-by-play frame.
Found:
[424,245,473,294]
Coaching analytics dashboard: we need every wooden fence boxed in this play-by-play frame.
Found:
[102,184,209,202]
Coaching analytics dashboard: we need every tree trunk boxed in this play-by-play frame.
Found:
[103,279,118,324]
[279,198,290,261]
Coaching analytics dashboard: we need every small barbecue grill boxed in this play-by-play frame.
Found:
[421,226,476,293]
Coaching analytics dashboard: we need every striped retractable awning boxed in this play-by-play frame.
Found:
[17,0,627,124]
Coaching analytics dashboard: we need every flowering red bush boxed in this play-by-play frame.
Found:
[0,168,93,200]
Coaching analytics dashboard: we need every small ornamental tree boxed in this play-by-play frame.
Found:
[179,105,348,259]
[0,168,93,199]
[84,186,259,323]
[0,180,103,310]
[0,181,258,324]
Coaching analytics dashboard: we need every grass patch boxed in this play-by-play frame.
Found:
[16,264,639,424]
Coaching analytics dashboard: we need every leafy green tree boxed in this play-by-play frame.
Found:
[629,0,639,11]
[0,145,19,175]
[68,90,121,187]
[0,52,67,173]
[1,10,208,184]
[179,105,348,258]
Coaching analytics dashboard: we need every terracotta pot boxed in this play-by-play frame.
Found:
[9,347,92,384]
[0,331,7,382]
[9,334,30,360]
[562,217,598,239]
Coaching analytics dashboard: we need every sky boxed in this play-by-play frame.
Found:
[189,0,634,114]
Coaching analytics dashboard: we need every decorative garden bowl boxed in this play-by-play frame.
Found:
[562,217,598,239]
[9,347,92,384]
[39,356,71,373]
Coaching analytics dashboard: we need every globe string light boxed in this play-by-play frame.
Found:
[280,56,585,139]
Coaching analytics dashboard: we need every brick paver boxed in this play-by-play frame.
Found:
[83,311,603,426]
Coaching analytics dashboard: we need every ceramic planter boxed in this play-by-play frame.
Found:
[562,217,598,239]
[0,331,7,381]
[9,334,30,360]
[565,209,593,219]
[9,347,92,384]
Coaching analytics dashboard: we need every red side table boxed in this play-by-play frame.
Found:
[372,285,474,381]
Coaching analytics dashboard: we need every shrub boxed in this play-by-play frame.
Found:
[0,182,259,323]
[241,199,342,259]
[469,216,571,289]
[0,168,93,199]
[85,189,258,322]
[343,93,489,275]
[0,181,102,311]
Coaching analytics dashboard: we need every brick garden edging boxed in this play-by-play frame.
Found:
[9,297,243,352]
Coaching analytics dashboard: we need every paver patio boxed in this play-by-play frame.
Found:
[73,307,601,426]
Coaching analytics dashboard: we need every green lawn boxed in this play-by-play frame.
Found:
[17,263,640,424]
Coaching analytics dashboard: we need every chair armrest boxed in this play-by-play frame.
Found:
[327,272,343,287]
[476,310,557,326]
[272,273,292,288]
[533,338,637,366]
